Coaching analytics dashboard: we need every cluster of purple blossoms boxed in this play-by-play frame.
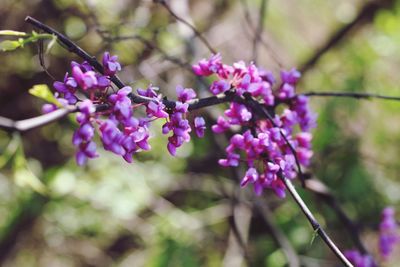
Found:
[379,207,399,259]
[192,54,316,198]
[161,86,198,156]
[99,86,151,163]
[344,250,376,267]
[43,51,316,199]
[46,53,154,165]
[44,52,208,164]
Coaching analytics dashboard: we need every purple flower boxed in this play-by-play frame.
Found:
[146,100,169,118]
[96,74,111,90]
[102,52,121,76]
[210,80,230,95]
[53,73,78,104]
[99,119,125,156]
[224,103,252,124]
[163,102,192,156]
[344,250,376,267]
[194,116,206,137]
[109,86,134,124]
[72,65,98,90]
[218,153,240,167]
[176,85,196,103]
[192,53,223,76]
[137,86,159,98]
[76,141,98,166]
[72,123,94,146]
[241,168,259,187]
[77,99,95,121]
[379,207,399,260]
[41,103,57,114]
[211,116,230,133]
[281,68,301,84]
[291,95,317,131]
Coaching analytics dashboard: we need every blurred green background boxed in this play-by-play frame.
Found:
[0,0,400,266]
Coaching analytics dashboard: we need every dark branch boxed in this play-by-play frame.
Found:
[25,16,149,104]
[302,91,400,101]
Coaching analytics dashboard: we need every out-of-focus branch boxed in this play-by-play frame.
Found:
[300,0,396,73]
[239,0,284,67]
[252,0,267,62]
[227,161,300,267]
[222,202,252,267]
[155,0,217,54]
[254,198,300,267]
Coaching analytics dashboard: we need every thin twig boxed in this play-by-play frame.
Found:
[155,0,217,54]
[302,91,400,101]
[239,0,284,67]
[280,175,353,267]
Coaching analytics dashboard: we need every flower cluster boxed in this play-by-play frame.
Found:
[45,52,208,165]
[193,54,316,197]
[43,51,316,199]
[47,53,151,165]
[161,86,195,156]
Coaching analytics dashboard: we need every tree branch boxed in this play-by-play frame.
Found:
[302,91,400,101]
[0,106,76,132]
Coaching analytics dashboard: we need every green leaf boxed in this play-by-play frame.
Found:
[0,30,28,37]
[28,84,59,106]
[45,35,58,54]
[0,40,21,51]
[309,228,319,246]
